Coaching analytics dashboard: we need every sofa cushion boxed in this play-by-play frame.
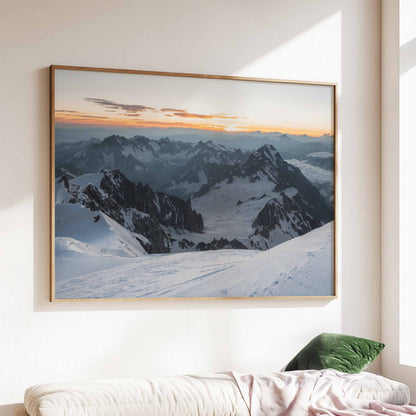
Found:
[285,333,385,373]
[24,374,249,416]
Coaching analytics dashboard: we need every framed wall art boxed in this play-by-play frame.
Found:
[50,65,337,301]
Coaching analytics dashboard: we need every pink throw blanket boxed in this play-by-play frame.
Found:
[229,369,416,416]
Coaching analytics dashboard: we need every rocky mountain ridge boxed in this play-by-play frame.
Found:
[55,135,334,254]
[57,169,203,253]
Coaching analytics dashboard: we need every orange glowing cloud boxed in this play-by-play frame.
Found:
[160,108,238,120]
[55,111,330,136]
[55,111,229,131]
[55,111,110,122]
[237,125,330,136]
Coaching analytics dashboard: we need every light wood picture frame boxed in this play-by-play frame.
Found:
[50,65,337,301]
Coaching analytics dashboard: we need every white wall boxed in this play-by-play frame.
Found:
[398,0,416,370]
[0,1,381,414]
[381,0,416,401]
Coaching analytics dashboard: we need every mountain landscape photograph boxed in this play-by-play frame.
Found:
[52,67,336,299]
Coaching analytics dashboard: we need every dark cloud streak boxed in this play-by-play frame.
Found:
[84,98,155,114]
[74,115,109,119]
[160,107,186,112]
[83,98,239,120]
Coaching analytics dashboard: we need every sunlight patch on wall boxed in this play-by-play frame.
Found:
[233,12,341,86]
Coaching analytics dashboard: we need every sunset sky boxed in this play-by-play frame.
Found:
[55,69,335,137]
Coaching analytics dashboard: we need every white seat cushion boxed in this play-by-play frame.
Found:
[340,371,410,404]
[24,374,249,416]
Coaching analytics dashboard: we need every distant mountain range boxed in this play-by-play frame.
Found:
[55,125,334,157]
[55,135,334,255]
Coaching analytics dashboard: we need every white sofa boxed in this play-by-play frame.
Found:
[15,371,411,416]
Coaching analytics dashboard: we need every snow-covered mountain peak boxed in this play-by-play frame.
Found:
[100,169,126,186]
[252,144,284,164]
[182,139,247,167]
[232,144,287,184]
[129,135,153,148]
[191,139,230,153]
[307,151,333,159]
[101,135,128,146]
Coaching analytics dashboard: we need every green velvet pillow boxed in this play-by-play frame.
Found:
[285,333,385,373]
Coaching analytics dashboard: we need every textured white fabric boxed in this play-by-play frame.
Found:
[24,374,249,416]
[24,370,411,416]
[230,369,413,416]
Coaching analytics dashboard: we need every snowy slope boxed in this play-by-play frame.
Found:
[287,159,332,186]
[55,237,139,281]
[172,221,334,297]
[55,203,147,257]
[191,176,293,246]
[55,173,104,203]
[55,222,333,299]
[287,158,334,205]
[55,249,260,299]
[55,203,149,281]
[307,151,333,159]
[163,173,300,251]
[71,172,104,188]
